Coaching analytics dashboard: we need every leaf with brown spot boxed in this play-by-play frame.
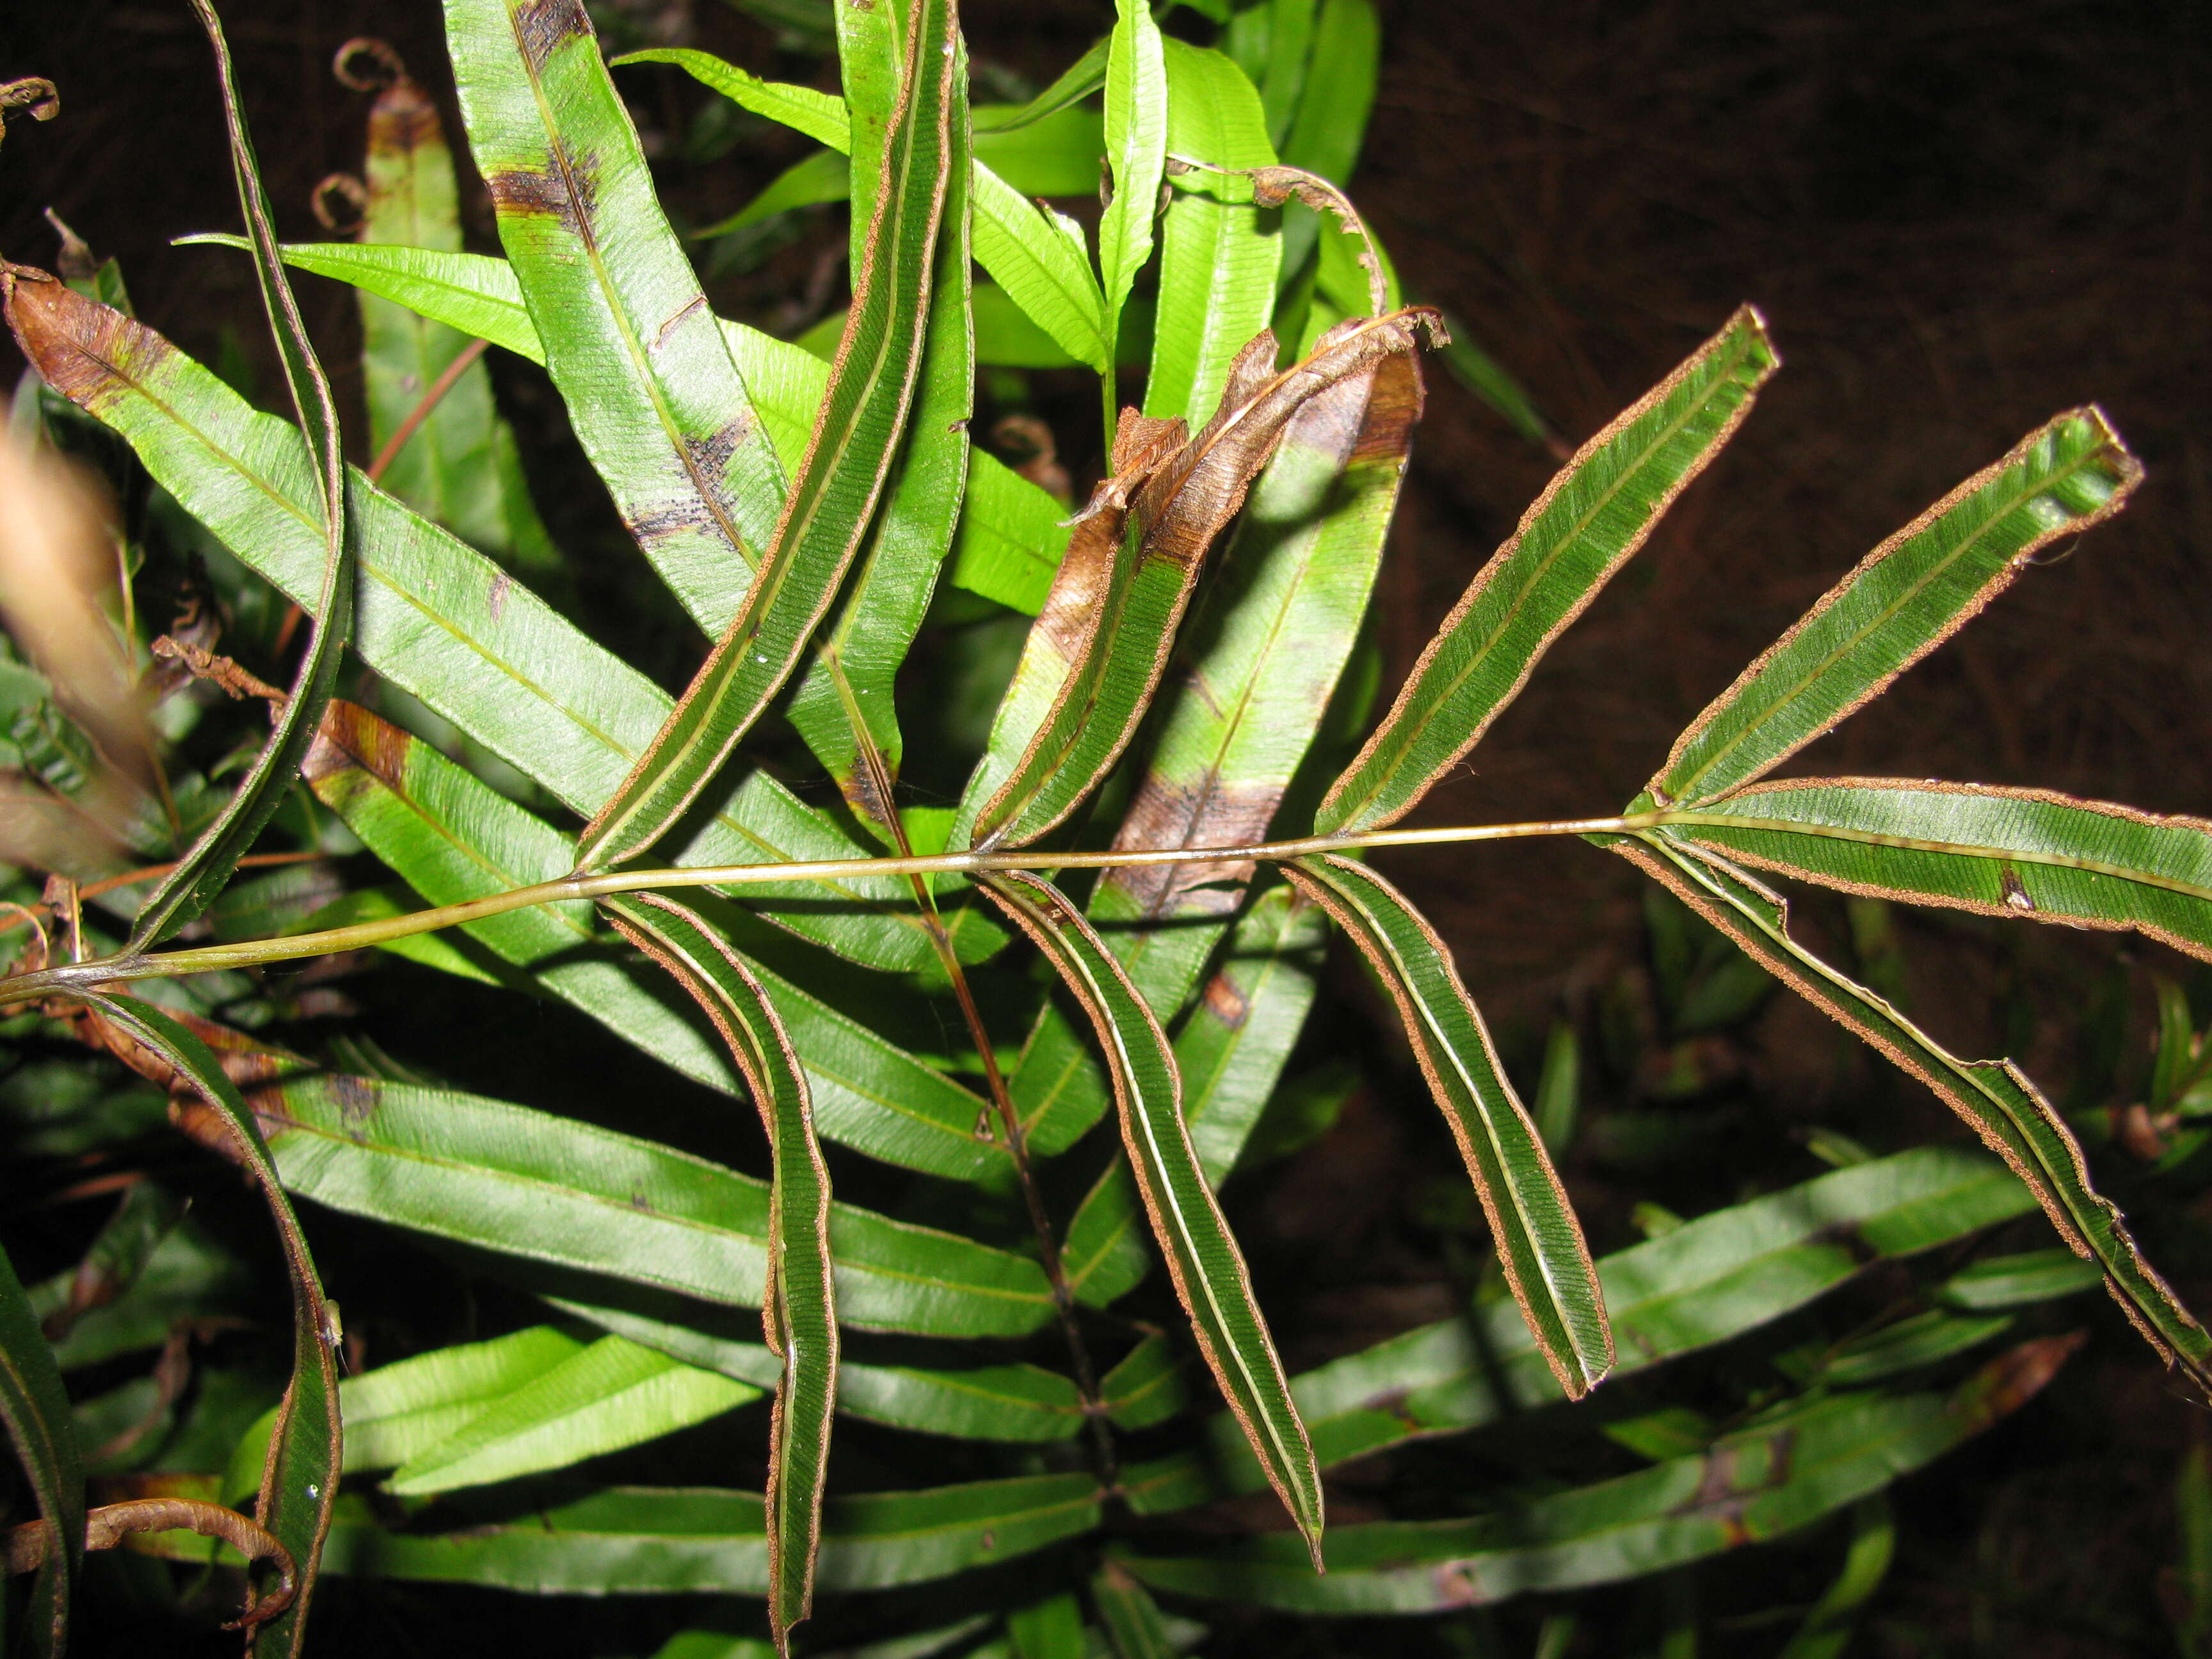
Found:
[442,0,783,631]
[573,0,962,874]
[965,307,1443,854]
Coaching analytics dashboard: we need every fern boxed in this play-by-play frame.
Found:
[0,1,2200,1654]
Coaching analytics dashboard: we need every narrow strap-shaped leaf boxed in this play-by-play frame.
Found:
[977,870,1323,1561]
[226,1327,586,1499]
[1654,777,2212,963]
[1651,406,2143,809]
[347,50,554,569]
[970,309,1441,851]
[970,163,1112,373]
[302,701,1004,1181]
[690,147,853,240]
[252,1071,1052,1335]
[127,2,354,948]
[547,1293,1087,1443]
[611,49,852,148]
[1614,831,2211,1387]
[384,1334,758,1496]
[600,895,837,1648]
[1064,886,1327,1307]
[1146,42,1281,430]
[977,35,1109,132]
[171,237,545,360]
[635,45,1108,372]
[1317,305,1775,837]
[442,0,783,631]
[80,995,340,1657]
[1122,1340,2077,1613]
[0,1239,83,1658]
[786,26,974,840]
[1093,1561,1174,1658]
[145,1474,1103,1596]
[1141,1144,2039,1507]
[575,0,959,873]
[1281,855,1612,1396]
[1099,0,1168,339]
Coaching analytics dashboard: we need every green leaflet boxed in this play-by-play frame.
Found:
[1145,42,1281,431]
[227,1326,749,1500]
[386,1335,760,1496]
[1151,1145,2040,1503]
[1099,0,1168,341]
[1651,407,2142,810]
[968,310,1440,853]
[977,36,1109,132]
[83,995,340,1657]
[979,872,1323,1563]
[1270,0,1379,280]
[348,52,554,568]
[1653,778,2212,963]
[1279,0,1378,184]
[1317,306,1776,837]
[613,49,852,148]
[1282,855,1610,1397]
[0,1237,83,1657]
[303,701,1005,1183]
[172,239,544,360]
[602,895,838,1644]
[140,1473,1103,1596]
[1062,888,1327,1307]
[0,281,960,972]
[443,0,783,634]
[1009,1592,1086,1659]
[786,33,974,841]
[231,1326,588,1495]
[250,1071,1053,1338]
[970,164,1112,374]
[547,1294,1087,1443]
[1617,833,2212,1388]
[1223,0,1316,149]
[1939,1247,2101,1311]
[124,4,352,950]
[1121,1340,2077,1613]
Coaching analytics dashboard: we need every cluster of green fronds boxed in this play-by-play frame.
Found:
[0,2,2204,1655]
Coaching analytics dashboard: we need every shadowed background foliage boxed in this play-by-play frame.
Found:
[3,2,2209,1654]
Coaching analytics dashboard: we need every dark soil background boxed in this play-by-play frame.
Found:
[3,1,2210,1654]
